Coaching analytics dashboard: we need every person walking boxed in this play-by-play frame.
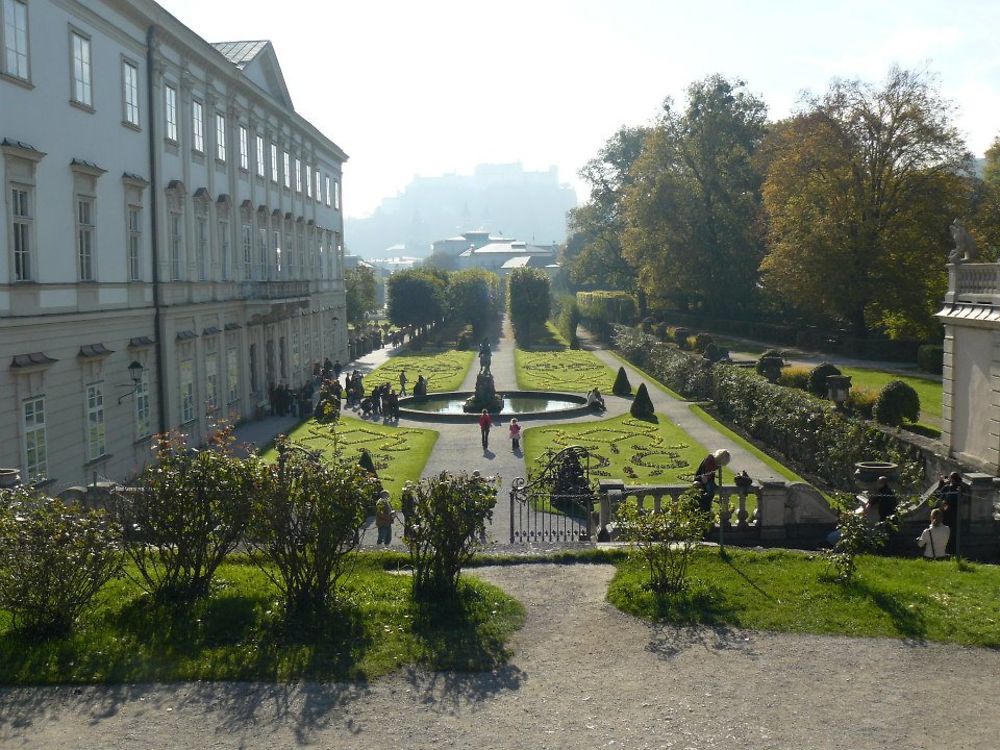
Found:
[399,369,408,396]
[375,491,395,546]
[917,508,950,559]
[509,418,522,452]
[478,409,493,451]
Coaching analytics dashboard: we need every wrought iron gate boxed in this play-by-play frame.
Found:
[508,446,596,544]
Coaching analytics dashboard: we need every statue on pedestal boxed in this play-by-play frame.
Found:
[464,372,503,413]
[948,218,978,263]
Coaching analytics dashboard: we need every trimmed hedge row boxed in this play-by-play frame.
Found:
[613,326,923,491]
[577,292,637,339]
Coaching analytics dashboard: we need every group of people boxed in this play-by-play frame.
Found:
[268,382,314,417]
[361,383,401,420]
[586,387,606,411]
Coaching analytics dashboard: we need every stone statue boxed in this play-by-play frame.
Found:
[478,341,492,375]
[949,218,978,263]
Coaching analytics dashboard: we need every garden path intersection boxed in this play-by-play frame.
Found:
[3,564,999,749]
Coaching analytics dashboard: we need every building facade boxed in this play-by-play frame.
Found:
[0,0,348,490]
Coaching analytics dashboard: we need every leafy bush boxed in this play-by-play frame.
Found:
[655,322,668,341]
[777,365,810,389]
[555,294,581,349]
[873,380,921,426]
[630,383,655,419]
[807,362,842,398]
[795,328,821,350]
[118,430,257,603]
[693,333,714,352]
[576,291,637,333]
[615,489,712,593]
[673,327,691,348]
[509,268,551,345]
[612,366,632,396]
[826,494,894,584]
[456,324,474,350]
[845,387,879,419]
[407,472,498,600]
[0,489,121,637]
[250,437,377,620]
[917,344,944,374]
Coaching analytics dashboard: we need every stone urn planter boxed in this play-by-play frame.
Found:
[0,468,22,489]
[757,355,783,383]
[853,461,899,491]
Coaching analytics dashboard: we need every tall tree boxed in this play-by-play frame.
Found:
[760,67,971,338]
[345,265,376,325]
[447,269,500,334]
[507,268,551,345]
[621,76,768,315]
[562,126,648,291]
[386,270,446,329]
[967,135,1000,261]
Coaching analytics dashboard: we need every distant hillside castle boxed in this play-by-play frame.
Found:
[346,163,577,258]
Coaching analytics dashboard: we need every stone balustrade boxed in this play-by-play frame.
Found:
[947,263,1000,306]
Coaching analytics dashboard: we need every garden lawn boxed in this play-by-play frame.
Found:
[365,349,474,393]
[840,367,942,424]
[523,413,731,487]
[609,547,1000,647]
[0,557,524,685]
[515,348,616,392]
[264,415,437,498]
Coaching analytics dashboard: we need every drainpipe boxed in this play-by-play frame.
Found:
[146,25,167,433]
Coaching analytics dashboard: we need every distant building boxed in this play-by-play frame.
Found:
[454,236,558,275]
[0,0,347,489]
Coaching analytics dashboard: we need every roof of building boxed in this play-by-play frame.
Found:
[459,242,557,257]
[211,40,270,69]
[500,256,532,269]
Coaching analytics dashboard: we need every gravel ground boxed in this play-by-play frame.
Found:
[3,563,999,750]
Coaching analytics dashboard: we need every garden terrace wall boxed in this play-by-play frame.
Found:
[649,311,926,363]
[613,326,926,492]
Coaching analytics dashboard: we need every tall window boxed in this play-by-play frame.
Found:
[77,198,94,281]
[255,135,265,177]
[70,31,91,107]
[127,205,141,281]
[324,176,331,207]
[170,211,182,280]
[164,84,178,141]
[241,223,251,277]
[283,151,290,188]
[257,227,267,280]
[238,125,249,170]
[270,143,279,182]
[196,215,208,280]
[22,396,46,481]
[135,370,151,438]
[192,100,204,152]
[315,171,321,202]
[218,218,230,280]
[122,60,139,126]
[2,0,29,81]
[334,179,340,210]
[305,165,312,198]
[215,112,226,161]
[179,359,194,422]
[11,185,31,281]
[294,158,302,192]
[226,347,239,403]
[205,352,218,411]
[86,383,105,460]
[273,229,281,275]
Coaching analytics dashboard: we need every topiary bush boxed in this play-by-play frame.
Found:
[630,383,655,419]
[807,362,842,398]
[777,365,810,389]
[917,344,944,374]
[612,366,632,396]
[873,380,921,427]
[0,489,122,637]
[845,387,878,419]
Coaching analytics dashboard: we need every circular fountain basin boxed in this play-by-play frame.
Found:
[399,390,590,422]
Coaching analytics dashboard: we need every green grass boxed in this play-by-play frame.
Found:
[0,557,524,685]
[365,348,475,393]
[515,348,616,392]
[840,366,942,425]
[609,547,1000,647]
[264,415,437,498]
[523,413,730,487]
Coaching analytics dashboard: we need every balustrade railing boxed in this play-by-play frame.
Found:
[952,263,1000,303]
[600,483,759,537]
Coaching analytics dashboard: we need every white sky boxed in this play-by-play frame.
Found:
[160,0,1000,219]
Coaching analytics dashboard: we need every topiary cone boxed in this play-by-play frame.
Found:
[630,383,655,419]
[612,366,632,396]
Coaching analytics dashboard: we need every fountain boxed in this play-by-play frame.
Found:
[464,373,503,413]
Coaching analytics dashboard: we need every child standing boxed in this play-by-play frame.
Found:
[509,418,522,452]
[375,491,394,546]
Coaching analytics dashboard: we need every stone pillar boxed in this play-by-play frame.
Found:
[757,480,788,542]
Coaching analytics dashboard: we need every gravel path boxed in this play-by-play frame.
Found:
[4,563,998,750]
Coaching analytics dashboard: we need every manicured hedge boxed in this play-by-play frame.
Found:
[613,326,922,490]
[577,292,637,339]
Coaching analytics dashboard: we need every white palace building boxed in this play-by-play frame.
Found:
[0,0,349,489]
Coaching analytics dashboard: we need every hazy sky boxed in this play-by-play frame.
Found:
[160,0,1000,219]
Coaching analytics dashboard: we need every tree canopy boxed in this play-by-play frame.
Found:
[507,268,551,345]
[345,265,376,325]
[386,270,447,329]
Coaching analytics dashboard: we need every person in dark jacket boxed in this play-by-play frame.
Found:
[936,472,963,554]
[870,476,897,521]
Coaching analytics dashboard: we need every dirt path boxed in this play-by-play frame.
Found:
[4,563,998,750]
